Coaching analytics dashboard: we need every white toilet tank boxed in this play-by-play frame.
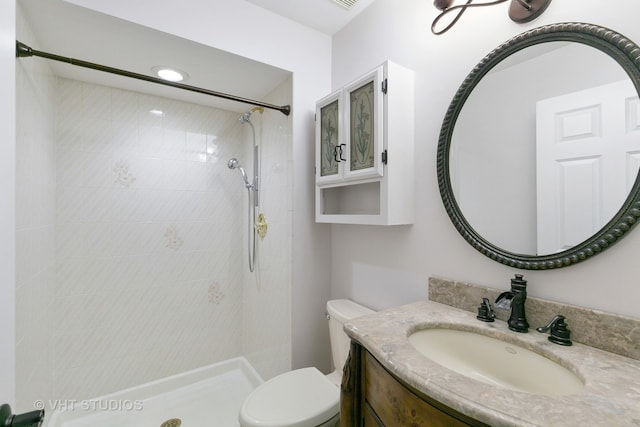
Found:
[238,299,374,427]
[326,299,374,375]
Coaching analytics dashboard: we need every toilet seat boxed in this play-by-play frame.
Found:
[239,367,339,427]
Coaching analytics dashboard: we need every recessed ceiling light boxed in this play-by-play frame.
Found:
[149,109,164,117]
[151,66,189,82]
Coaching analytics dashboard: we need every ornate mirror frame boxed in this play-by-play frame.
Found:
[437,23,640,270]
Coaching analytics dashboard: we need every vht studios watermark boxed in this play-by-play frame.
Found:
[34,399,144,412]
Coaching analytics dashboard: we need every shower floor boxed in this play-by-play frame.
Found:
[46,357,262,427]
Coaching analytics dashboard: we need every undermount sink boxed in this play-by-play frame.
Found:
[408,328,584,396]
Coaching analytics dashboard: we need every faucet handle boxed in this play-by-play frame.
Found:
[476,298,495,322]
[0,404,45,427]
[536,315,572,346]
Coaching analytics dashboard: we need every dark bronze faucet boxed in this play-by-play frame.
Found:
[495,274,529,333]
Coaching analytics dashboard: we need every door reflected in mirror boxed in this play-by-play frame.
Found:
[450,42,640,256]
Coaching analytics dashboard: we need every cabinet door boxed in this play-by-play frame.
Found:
[344,66,385,182]
[316,90,344,186]
[364,352,475,427]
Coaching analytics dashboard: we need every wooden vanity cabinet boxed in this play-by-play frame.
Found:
[341,342,489,427]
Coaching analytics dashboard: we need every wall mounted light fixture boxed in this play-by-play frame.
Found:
[431,0,552,35]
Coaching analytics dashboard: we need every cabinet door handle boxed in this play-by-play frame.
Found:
[334,145,341,163]
[339,144,347,162]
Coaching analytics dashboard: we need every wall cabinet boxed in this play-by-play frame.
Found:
[341,342,489,427]
[315,61,414,225]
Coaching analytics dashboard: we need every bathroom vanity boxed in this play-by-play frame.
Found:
[343,345,486,426]
[340,301,640,427]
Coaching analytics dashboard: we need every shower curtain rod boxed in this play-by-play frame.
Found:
[16,41,291,116]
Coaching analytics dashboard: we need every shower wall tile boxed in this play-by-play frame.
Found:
[15,3,57,412]
[137,95,164,128]
[82,85,111,120]
[162,99,188,131]
[53,78,246,400]
[111,89,139,125]
[243,77,293,380]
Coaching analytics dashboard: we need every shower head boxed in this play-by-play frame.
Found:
[239,111,252,124]
[239,107,263,125]
[227,158,251,188]
[227,158,240,170]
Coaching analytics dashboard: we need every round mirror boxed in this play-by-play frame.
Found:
[437,23,640,269]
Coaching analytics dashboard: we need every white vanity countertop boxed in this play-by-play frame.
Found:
[344,300,640,427]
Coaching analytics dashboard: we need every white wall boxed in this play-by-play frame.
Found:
[331,0,640,319]
[62,0,335,372]
[0,0,16,407]
[15,2,57,411]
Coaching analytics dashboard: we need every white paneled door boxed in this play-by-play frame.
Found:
[536,79,640,254]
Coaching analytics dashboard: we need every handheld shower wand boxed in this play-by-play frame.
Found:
[228,108,265,273]
[228,156,257,272]
[227,158,252,189]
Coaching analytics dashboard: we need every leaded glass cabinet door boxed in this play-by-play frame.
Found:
[316,90,343,186]
[344,66,384,181]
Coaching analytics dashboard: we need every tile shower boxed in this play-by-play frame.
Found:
[53,78,246,400]
[16,3,292,413]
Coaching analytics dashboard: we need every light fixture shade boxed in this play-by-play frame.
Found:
[434,0,453,11]
[509,0,552,23]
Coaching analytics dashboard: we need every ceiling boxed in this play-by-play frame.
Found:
[244,0,376,35]
[18,0,375,113]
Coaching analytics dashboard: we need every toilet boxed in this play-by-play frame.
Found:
[238,299,374,427]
